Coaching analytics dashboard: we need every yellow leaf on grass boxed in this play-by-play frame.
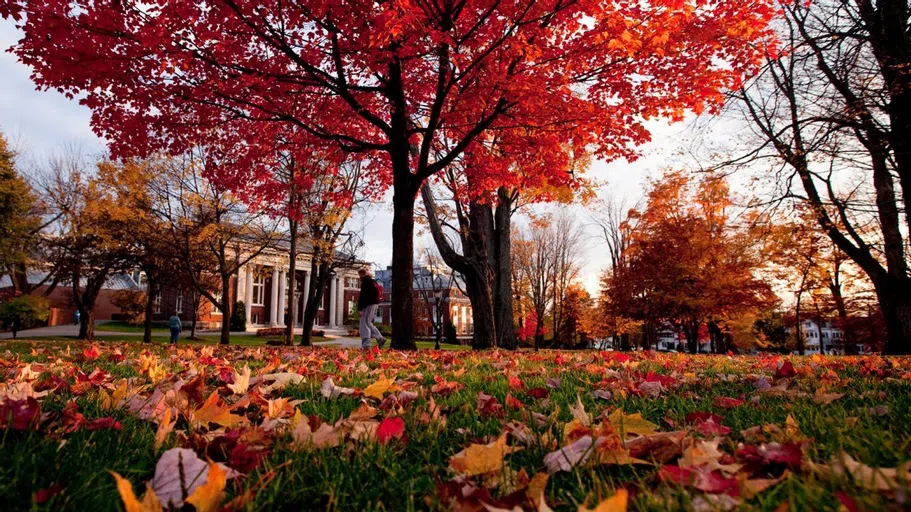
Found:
[185,462,227,512]
[192,391,247,429]
[578,488,628,512]
[110,471,164,512]
[363,377,396,400]
[450,433,522,477]
[607,409,658,437]
[227,365,251,395]
[154,408,176,450]
[784,414,802,440]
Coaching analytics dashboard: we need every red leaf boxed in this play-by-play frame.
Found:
[0,398,41,431]
[713,396,745,409]
[377,417,405,444]
[527,387,550,399]
[774,361,796,380]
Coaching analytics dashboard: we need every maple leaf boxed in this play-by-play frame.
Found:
[191,391,247,429]
[570,395,591,427]
[320,376,355,399]
[109,471,163,512]
[185,461,227,512]
[259,372,305,394]
[377,417,406,444]
[578,488,628,512]
[348,401,378,421]
[607,409,658,437]
[149,448,237,508]
[449,434,522,477]
[83,345,101,361]
[227,366,251,395]
[363,377,397,400]
[154,408,176,450]
[821,452,911,491]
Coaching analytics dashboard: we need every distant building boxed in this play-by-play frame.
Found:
[374,266,474,338]
[787,318,849,354]
[0,271,141,326]
[1,240,363,331]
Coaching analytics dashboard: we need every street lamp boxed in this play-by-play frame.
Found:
[434,287,443,350]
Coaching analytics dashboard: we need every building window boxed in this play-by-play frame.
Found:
[252,273,265,306]
[176,294,183,314]
[153,291,162,314]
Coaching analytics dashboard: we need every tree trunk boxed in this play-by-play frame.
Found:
[190,291,199,339]
[874,277,911,355]
[301,260,327,346]
[219,273,231,345]
[534,306,545,351]
[80,309,96,341]
[464,271,496,350]
[494,188,517,349]
[390,194,417,350]
[142,277,156,343]
[794,291,804,355]
[285,219,299,346]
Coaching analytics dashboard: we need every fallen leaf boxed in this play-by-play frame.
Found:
[570,395,591,427]
[607,409,658,437]
[185,461,227,512]
[149,448,236,508]
[320,376,354,399]
[191,392,247,429]
[154,408,176,450]
[363,377,396,400]
[110,471,163,512]
[227,366,251,395]
[450,433,522,477]
[578,488,628,512]
[377,417,405,444]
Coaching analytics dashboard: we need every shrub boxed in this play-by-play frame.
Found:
[230,301,247,331]
[312,329,326,337]
[0,295,50,333]
[111,290,147,325]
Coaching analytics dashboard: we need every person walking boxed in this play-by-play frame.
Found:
[73,309,80,326]
[357,268,385,349]
[168,311,182,344]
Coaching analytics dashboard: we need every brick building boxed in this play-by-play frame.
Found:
[2,242,363,332]
[374,266,474,339]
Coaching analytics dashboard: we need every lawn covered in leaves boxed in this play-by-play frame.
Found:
[1,341,909,512]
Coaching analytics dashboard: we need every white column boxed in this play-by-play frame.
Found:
[277,269,286,326]
[269,267,279,325]
[336,276,345,326]
[328,275,338,328]
[301,270,310,318]
[244,266,253,326]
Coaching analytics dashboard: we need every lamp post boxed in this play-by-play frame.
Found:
[434,286,443,350]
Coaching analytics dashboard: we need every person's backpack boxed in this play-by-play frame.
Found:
[374,280,384,301]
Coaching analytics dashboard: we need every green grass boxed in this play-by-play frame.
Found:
[1,344,908,511]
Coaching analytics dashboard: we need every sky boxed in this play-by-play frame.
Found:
[0,20,694,297]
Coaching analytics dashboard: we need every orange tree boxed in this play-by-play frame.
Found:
[608,171,776,353]
[4,0,775,348]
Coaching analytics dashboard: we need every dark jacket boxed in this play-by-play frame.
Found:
[358,275,380,311]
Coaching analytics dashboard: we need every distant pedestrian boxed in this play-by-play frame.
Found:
[10,315,20,339]
[169,311,182,343]
[73,309,80,325]
[357,268,385,349]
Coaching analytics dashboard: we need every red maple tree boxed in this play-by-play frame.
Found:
[3,0,776,348]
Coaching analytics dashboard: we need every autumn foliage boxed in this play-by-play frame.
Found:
[604,171,776,353]
[2,0,778,347]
